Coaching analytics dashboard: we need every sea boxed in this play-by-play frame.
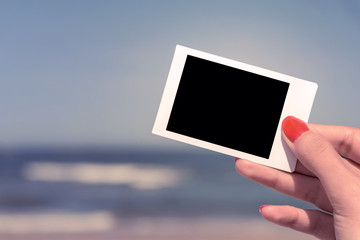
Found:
[0,148,314,237]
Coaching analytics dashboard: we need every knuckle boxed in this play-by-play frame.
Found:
[296,133,333,161]
[287,208,300,226]
[338,127,358,157]
[268,171,281,189]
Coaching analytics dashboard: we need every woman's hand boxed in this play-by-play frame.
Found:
[235,116,360,239]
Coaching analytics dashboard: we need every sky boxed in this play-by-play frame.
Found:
[1,0,360,149]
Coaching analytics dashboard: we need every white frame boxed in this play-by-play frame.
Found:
[153,45,317,172]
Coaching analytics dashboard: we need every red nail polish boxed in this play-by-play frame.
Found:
[259,205,271,213]
[282,116,309,143]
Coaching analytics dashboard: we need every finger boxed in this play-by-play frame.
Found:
[235,158,332,212]
[308,124,360,163]
[260,205,335,240]
[295,160,315,177]
[282,116,355,203]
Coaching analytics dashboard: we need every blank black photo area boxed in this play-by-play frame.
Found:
[166,55,289,159]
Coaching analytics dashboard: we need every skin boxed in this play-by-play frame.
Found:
[235,123,360,239]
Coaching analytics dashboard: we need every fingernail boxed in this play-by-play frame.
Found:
[282,116,309,142]
[235,158,240,163]
[259,205,271,213]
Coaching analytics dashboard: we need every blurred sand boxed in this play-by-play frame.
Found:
[0,217,316,240]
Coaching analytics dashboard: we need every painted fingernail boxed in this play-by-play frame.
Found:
[259,205,271,213]
[282,116,309,143]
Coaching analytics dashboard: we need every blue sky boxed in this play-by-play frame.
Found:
[1,0,360,149]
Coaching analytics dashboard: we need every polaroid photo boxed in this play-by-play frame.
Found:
[153,45,317,172]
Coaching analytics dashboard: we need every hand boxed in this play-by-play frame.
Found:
[235,116,360,239]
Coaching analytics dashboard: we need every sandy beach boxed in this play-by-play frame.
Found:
[0,217,315,240]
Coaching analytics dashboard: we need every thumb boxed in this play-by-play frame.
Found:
[282,116,349,196]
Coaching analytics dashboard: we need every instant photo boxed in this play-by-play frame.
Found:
[153,45,317,172]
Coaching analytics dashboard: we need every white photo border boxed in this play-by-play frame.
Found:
[153,45,317,172]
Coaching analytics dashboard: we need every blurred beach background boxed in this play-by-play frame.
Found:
[1,1,360,239]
